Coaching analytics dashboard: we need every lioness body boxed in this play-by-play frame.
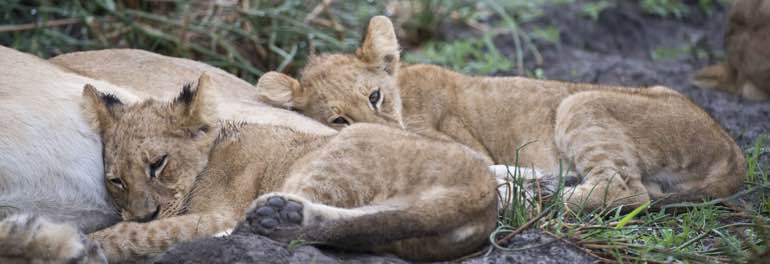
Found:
[0,45,132,232]
[257,16,745,210]
[80,75,496,262]
[50,49,335,135]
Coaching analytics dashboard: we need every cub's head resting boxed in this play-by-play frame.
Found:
[82,73,218,222]
[256,16,404,129]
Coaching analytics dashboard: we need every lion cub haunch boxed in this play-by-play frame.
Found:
[693,0,770,100]
[256,16,746,211]
[76,73,496,262]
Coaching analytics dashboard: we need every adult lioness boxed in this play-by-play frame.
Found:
[50,49,335,135]
[0,45,136,233]
[12,73,495,263]
[256,16,746,210]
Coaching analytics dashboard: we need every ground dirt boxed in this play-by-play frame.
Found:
[154,229,596,263]
[152,1,766,263]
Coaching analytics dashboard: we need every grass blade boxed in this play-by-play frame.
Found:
[616,200,650,229]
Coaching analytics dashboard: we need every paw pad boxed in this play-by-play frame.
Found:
[243,195,305,242]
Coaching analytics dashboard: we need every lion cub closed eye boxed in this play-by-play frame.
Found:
[256,16,745,211]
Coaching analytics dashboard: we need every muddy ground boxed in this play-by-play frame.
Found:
[152,1,767,263]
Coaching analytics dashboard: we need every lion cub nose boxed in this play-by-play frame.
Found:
[135,205,161,223]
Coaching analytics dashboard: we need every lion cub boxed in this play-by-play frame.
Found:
[694,0,770,100]
[72,73,496,262]
[256,16,746,211]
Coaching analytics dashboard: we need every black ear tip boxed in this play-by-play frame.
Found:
[383,54,394,63]
[176,83,196,104]
[83,83,122,106]
[100,93,123,107]
[82,84,98,96]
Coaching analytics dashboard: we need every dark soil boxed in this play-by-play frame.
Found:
[152,1,767,263]
[153,228,596,264]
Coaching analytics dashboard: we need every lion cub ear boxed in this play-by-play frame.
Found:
[357,16,400,75]
[174,73,217,134]
[82,84,124,135]
[256,71,305,110]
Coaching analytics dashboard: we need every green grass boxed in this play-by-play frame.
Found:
[747,135,770,216]
[404,36,512,75]
[651,46,691,61]
[581,0,615,21]
[0,0,563,78]
[493,136,770,263]
[531,26,561,45]
[640,0,690,18]
[1,0,481,83]
[640,0,733,18]
[2,0,359,83]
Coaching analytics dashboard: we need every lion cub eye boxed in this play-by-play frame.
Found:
[109,178,125,190]
[368,89,382,109]
[148,154,168,179]
[330,116,350,126]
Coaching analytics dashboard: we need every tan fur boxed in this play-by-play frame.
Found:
[82,73,497,262]
[50,49,336,135]
[693,0,770,100]
[0,214,105,264]
[257,16,746,211]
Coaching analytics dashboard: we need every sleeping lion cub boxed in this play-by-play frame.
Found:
[256,16,745,211]
[34,73,494,263]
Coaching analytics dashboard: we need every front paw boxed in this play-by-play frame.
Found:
[0,214,106,264]
[237,195,305,243]
[523,174,580,201]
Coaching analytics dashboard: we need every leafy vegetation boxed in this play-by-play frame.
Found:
[404,36,512,75]
[640,0,734,18]
[640,0,690,18]
[0,0,564,80]
[0,0,401,82]
[581,0,614,21]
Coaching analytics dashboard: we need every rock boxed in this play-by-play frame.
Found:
[153,228,594,264]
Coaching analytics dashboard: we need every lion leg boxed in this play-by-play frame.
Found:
[87,213,238,263]
[489,165,549,207]
[0,214,105,264]
[554,96,651,211]
[238,186,497,261]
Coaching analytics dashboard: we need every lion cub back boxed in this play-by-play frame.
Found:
[281,123,497,208]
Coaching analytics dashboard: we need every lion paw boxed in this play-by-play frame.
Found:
[238,195,305,243]
[0,214,105,264]
[522,174,580,201]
